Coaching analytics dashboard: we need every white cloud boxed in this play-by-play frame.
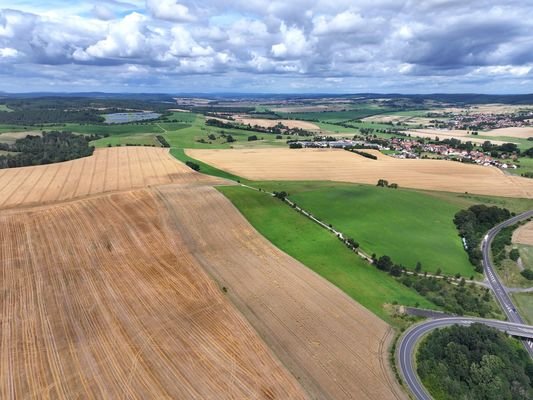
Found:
[475,65,532,77]
[80,13,147,59]
[145,0,194,22]
[165,26,213,58]
[271,23,312,59]
[1,1,533,92]
[92,5,115,21]
[0,47,19,58]
[313,11,364,35]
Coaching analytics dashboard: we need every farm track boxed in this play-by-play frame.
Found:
[188,147,533,199]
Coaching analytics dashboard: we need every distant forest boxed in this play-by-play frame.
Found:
[0,131,100,169]
[0,97,173,125]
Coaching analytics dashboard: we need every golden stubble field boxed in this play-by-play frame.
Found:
[188,148,533,198]
[0,146,222,209]
[407,129,517,145]
[157,184,404,400]
[235,116,320,130]
[0,147,405,399]
[513,220,533,246]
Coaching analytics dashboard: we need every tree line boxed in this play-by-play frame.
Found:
[0,131,98,169]
[454,205,512,272]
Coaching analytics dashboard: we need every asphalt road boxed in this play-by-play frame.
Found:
[481,209,533,356]
[397,210,533,399]
[398,317,533,400]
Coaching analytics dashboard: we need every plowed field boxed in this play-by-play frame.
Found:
[187,148,533,198]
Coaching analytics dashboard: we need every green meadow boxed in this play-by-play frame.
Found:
[218,185,435,324]
[253,181,475,276]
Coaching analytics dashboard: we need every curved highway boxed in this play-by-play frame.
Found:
[397,210,533,399]
[482,210,533,356]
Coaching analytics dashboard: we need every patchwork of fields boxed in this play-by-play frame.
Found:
[187,148,533,198]
[2,99,532,399]
[0,145,405,399]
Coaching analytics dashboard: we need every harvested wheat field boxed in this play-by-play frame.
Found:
[156,184,405,400]
[408,129,514,145]
[0,189,307,399]
[187,148,533,198]
[513,220,533,245]
[0,146,222,209]
[236,117,320,130]
[481,127,533,139]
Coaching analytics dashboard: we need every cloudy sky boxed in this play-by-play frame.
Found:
[0,0,532,93]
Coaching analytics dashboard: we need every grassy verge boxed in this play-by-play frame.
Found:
[511,293,533,325]
[518,244,533,268]
[171,148,250,183]
[218,185,436,325]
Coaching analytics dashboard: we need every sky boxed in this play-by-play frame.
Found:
[0,0,532,94]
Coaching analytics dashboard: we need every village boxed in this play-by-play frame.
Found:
[290,135,519,170]
[428,111,533,131]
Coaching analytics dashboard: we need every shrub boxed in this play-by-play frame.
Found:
[185,161,200,171]
[521,269,533,280]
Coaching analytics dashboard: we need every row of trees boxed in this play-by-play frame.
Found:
[0,131,98,169]
[156,135,170,147]
[417,323,533,400]
[454,205,512,272]
[371,252,497,316]
[345,148,378,159]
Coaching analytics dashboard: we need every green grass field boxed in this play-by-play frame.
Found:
[0,124,32,134]
[0,104,13,112]
[176,152,532,279]
[218,185,435,324]
[278,107,393,122]
[251,181,475,276]
[476,135,531,151]
[508,157,533,177]
[518,244,533,269]
[161,114,287,149]
[380,110,430,117]
[511,293,533,325]
[497,258,532,288]
[171,148,249,183]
